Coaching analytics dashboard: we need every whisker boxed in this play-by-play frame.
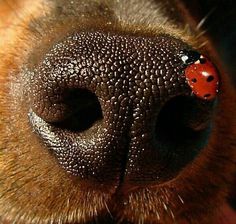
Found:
[195,30,207,39]
[199,40,209,48]
[104,202,113,220]
[196,7,216,30]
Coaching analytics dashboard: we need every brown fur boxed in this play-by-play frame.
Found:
[0,0,235,223]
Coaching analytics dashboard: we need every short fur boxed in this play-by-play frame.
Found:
[0,0,235,223]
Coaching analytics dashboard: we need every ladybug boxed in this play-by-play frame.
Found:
[180,50,219,100]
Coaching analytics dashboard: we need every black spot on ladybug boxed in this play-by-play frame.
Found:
[199,57,207,64]
[180,50,201,65]
[191,78,197,83]
[207,76,214,82]
[204,94,211,98]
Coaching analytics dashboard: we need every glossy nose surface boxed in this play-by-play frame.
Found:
[29,31,215,185]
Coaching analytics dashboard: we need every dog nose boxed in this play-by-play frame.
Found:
[29,31,217,185]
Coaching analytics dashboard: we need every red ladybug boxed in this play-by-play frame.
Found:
[182,53,219,100]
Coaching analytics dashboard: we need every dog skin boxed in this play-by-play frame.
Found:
[0,0,236,223]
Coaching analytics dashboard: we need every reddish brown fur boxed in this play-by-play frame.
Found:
[0,0,235,223]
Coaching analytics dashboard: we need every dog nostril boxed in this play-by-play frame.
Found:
[43,88,102,132]
[155,95,214,166]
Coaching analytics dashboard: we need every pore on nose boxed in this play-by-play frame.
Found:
[29,31,217,184]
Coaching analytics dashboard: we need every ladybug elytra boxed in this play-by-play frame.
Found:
[181,50,219,100]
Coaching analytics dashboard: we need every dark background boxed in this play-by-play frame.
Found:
[183,0,236,209]
[183,0,236,84]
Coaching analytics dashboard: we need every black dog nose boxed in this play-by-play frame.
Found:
[29,31,216,185]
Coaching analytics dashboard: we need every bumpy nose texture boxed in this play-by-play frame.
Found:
[29,31,215,184]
